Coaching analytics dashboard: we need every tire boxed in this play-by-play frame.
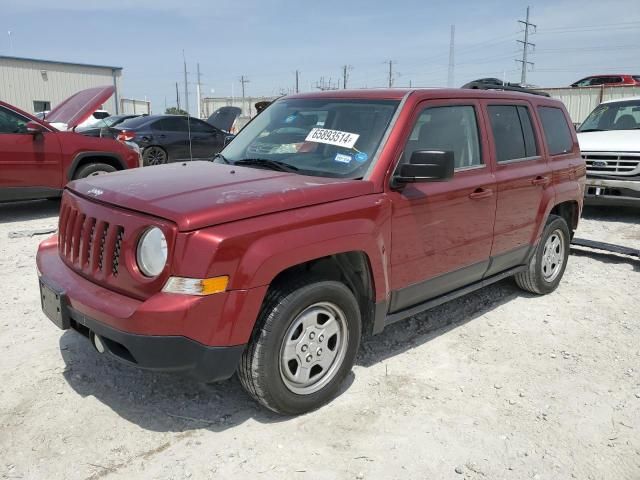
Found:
[515,215,570,295]
[239,279,362,415]
[73,162,117,180]
[142,146,168,166]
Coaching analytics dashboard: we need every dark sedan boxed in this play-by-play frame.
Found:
[114,115,231,165]
[76,114,143,138]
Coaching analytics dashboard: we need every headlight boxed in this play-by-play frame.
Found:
[136,227,167,277]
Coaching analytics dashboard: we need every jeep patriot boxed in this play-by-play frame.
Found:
[37,88,586,414]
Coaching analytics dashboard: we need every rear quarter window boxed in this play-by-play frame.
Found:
[537,107,574,156]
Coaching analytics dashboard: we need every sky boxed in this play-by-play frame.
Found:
[1,0,639,115]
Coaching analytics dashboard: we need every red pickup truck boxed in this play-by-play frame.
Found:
[0,86,140,202]
[37,88,585,414]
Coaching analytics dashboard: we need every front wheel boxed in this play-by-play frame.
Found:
[238,280,361,415]
[515,215,570,294]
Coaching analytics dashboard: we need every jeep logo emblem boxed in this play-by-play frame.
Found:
[87,188,104,196]
[592,160,608,168]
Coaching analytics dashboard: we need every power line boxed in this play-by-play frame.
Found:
[516,6,536,85]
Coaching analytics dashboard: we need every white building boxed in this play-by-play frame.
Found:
[0,55,122,114]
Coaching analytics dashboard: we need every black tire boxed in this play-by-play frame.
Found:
[142,146,168,166]
[73,162,117,180]
[515,215,570,294]
[239,279,362,415]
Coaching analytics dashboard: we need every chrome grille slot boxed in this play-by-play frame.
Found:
[583,153,640,175]
[98,222,109,271]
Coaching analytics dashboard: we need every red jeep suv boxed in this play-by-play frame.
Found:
[37,88,585,414]
[1,86,140,202]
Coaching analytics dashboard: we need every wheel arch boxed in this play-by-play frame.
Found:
[67,152,126,180]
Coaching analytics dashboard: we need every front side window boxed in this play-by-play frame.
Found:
[578,100,640,132]
[538,107,574,156]
[0,107,28,134]
[219,98,399,178]
[404,105,482,169]
[488,105,538,162]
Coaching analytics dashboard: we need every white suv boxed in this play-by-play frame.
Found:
[577,97,640,207]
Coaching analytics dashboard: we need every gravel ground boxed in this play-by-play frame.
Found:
[1,200,639,480]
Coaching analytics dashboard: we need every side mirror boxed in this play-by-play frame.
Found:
[26,121,47,135]
[394,150,455,184]
[223,134,235,146]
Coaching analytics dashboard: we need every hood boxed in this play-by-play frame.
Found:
[206,106,242,132]
[577,130,640,153]
[45,86,114,130]
[68,161,374,231]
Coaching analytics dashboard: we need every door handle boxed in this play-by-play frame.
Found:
[531,175,551,187]
[469,187,493,200]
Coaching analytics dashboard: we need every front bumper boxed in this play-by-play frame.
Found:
[37,236,268,382]
[584,177,640,207]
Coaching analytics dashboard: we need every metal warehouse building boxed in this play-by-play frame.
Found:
[0,55,122,115]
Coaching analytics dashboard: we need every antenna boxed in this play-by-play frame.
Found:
[182,50,189,114]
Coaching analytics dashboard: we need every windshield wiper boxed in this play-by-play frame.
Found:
[578,128,605,132]
[213,152,231,164]
[234,158,299,173]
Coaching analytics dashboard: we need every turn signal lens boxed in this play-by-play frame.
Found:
[162,276,229,296]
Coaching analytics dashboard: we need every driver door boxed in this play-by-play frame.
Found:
[0,105,62,200]
[387,100,497,312]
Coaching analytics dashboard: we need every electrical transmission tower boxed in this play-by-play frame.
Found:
[342,65,352,89]
[239,75,250,114]
[516,6,536,86]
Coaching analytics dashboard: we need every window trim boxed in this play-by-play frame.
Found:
[0,105,54,134]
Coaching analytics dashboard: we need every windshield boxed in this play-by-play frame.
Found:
[579,100,640,132]
[218,98,400,178]
[78,115,131,130]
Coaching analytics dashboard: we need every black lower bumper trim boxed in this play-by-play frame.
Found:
[68,307,245,383]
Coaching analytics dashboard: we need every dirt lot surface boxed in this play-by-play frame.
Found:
[1,200,639,480]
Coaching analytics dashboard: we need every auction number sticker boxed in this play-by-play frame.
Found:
[305,128,360,149]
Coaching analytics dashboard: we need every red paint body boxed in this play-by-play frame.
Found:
[37,89,585,349]
[0,100,140,200]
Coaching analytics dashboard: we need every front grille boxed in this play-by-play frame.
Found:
[59,204,124,276]
[582,153,640,175]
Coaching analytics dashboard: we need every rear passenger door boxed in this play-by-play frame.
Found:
[483,102,550,276]
[388,100,497,312]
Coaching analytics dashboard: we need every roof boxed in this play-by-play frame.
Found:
[601,96,640,104]
[285,88,561,103]
[0,55,122,71]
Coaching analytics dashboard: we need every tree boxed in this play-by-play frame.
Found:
[165,107,188,115]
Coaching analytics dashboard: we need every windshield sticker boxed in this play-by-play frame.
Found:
[354,152,369,163]
[334,153,352,164]
[306,128,360,149]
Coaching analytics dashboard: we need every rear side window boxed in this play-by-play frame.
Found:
[153,117,188,132]
[537,107,574,156]
[488,105,538,162]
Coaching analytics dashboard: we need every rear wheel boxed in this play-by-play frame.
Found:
[515,215,570,294]
[143,146,168,166]
[73,162,117,179]
[238,280,361,415]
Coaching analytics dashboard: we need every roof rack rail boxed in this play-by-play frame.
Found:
[461,78,550,97]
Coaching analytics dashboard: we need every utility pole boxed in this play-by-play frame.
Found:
[516,6,536,86]
[239,75,250,115]
[387,60,394,88]
[196,63,202,119]
[295,70,300,93]
[182,50,189,114]
[342,65,352,89]
[175,82,180,110]
[447,25,455,87]
[7,30,12,54]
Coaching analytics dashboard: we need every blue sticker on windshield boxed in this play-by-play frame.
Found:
[285,114,297,123]
[354,152,368,163]
[334,153,352,164]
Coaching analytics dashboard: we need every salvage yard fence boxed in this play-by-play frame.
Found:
[119,98,151,115]
[534,85,640,124]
